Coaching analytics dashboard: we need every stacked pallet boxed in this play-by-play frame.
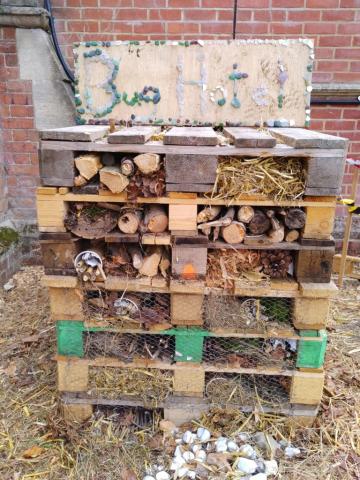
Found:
[37,125,346,425]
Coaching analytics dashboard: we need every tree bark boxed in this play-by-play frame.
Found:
[285,229,300,242]
[128,245,144,270]
[248,210,271,235]
[120,157,135,176]
[284,208,306,229]
[266,210,285,243]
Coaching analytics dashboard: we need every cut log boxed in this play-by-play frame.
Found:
[213,226,220,242]
[100,166,129,193]
[159,249,171,278]
[197,207,235,230]
[284,208,306,229]
[221,221,246,244]
[197,206,221,224]
[75,154,102,180]
[118,210,141,234]
[285,229,300,242]
[237,206,255,224]
[144,205,168,233]
[134,153,161,175]
[97,202,124,213]
[128,245,144,270]
[74,175,88,187]
[139,248,162,277]
[120,157,135,176]
[65,206,117,239]
[266,210,285,243]
[248,210,271,235]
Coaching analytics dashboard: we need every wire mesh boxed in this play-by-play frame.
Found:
[203,295,294,332]
[83,289,171,328]
[205,372,290,408]
[203,337,296,369]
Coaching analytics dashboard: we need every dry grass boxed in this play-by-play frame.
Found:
[0,267,359,479]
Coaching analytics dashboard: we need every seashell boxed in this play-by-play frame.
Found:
[183,431,196,444]
[143,476,156,480]
[170,456,185,471]
[178,467,189,477]
[155,472,170,480]
[182,451,195,462]
[197,427,211,443]
[236,457,257,474]
[174,446,183,457]
[264,459,279,475]
[227,440,239,452]
[191,444,202,453]
[284,446,301,458]
[239,444,257,460]
[251,474,267,480]
[195,450,207,462]
[215,437,228,453]
[187,471,196,479]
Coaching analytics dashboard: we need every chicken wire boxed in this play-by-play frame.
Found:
[83,289,171,327]
[203,295,293,331]
[205,372,290,407]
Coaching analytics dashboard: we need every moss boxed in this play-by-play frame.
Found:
[0,227,19,255]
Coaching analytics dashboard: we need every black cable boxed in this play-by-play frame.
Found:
[44,0,75,84]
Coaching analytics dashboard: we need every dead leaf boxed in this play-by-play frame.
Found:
[120,468,137,480]
[148,433,163,450]
[22,446,44,459]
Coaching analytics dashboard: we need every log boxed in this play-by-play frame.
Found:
[197,206,221,224]
[118,210,141,234]
[128,245,144,270]
[139,248,162,277]
[266,210,285,243]
[237,206,255,224]
[284,208,306,229]
[100,166,129,193]
[98,202,124,213]
[197,207,235,230]
[120,157,135,177]
[75,154,102,180]
[144,205,168,233]
[65,207,117,239]
[248,210,271,235]
[134,153,161,175]
[74,175,87,187]
[221,221,246,244]
[159,249,171,278]
[102,153,116,166]
[213,226,220,242]
[285,229,300,242]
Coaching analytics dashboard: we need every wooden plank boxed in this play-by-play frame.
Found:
[270,128,348,149]
[165,154,217,184]
[169,204,197,231]
[142,233,171,245]
[36,194,67,229]
[223,127,276,148]
[108,126,160,144]
[57,359,88,392]
[105,232,139,243]
[303,205,335,239]
[233,278,299,298]
[174,235,208,246]
[290,371,324,405]
[293,298,329,330]
[40,238,82,272]
[40,149,75,187]
[105,275,169,293]
[40,125,108,141]
[42,275,78,288]
[305,155,346,195]
[166,183,213,193]
[170,279,205,294]
[333,253,359,274]
[171,293,204,325]
[164,127,218,146]
[173,366,205,397]
[168,192,197,199]
[296,249,334,283]
[172,245,207,279]
[299,281,338,298]
[49,287,84,321]
[37,187,58,195]
[164,398,209,426]
[299,237,335,247]
[59,187,70,195]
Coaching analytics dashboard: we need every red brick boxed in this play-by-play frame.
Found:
[81,0,98,6]
[343,109,360,119]
[149,9,182,20]
[334,72,360,81]
[340,0,360,5]
[134,22,166,34]
[100,0,131,5]
[322,10,355,21]
[113,9,148,20]
[7,153,32,165]
[53,7,81,18]
[338,23,360,34]
[202,0,233,6]
[67,21,99,32]
[83,8,113,20]
[168,22,199,34]
[271,23,303,34]
[5,54,17,67]
[353,37,360,46]
[350,62,360,72]
[184,9,216,21]
[7,165,39,176]
[350,143,360,153]
[10,105,34,117]
[325,120,356,130]
[288,10,320,21]
[316,47,334,59]
[218,10,235,21]
[272,0,304,5]
[5,142,37,154]
[66,0,81,6]
[100,21,133,33]
[319,36,352,47]
[238,0,269,6]
[168,0,199,6]
[335,48,360,59]
[311,108,343,119]
[235,10,252,21]
[307,0,338,6]
[311,72,332,82]
[2,118,34,129]
[253,10,271,21]
[309,120,325,130]
[317,60,349,72]
[236,22,269,34]
[304,23,337,34]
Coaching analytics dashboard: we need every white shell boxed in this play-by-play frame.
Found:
[155,472,170,480]
[264,459,278,475]
[285,446,301,458]
[178,467,189,477]
[191,444,202,453]
[143,476,156,480]
[182,451,195,462]
[215,437,228,453]
[238,432,250,442]
[239,444,256,459]
[227,440,239,452]
[187,471,196,479]
[195,449,207,462]
[170,457,185,471]
[251,474,267,480]
[182,431,196,444]
[174,446,183,458]
[197,427,211,443]
[236,457,257,474]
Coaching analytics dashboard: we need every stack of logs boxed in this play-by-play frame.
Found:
[197,206,306,244]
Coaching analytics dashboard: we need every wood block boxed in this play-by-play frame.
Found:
[49,287,84,321]
[171,293,204,325]
[37,187,58,195]
[108,126,160,144]
[168,192,197,199]
[163,397,209,426]
[290,372,324,405]
[164,127,218,146]
[36,194,67,230]
[62,403,93,423]
[57,359,88,392]
[173,366,205,396]
[40,125,108,141]
[299,237,335,247]
[40,238,82,273]
[105,232,139,243]
[299,282,338,298]
[296,249,334,283]
[165,154,217,185]
[170,279,205,294]
[285,415,317,428]
[172,245,207,280]
[332,253,359,274]
[40,149,75,186]
[166,183,214,193]
[169,204,197,231]
[269,128,348,149]
[42,275,78,288]
[142,233,171,245]
[223,127,276,147]
[293,298,329,329]
[303,205,335,239]
[305,155,346,195]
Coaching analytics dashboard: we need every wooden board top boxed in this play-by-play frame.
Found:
[223,127,276,148]
[269,128,348,149]
[108,126,160,144]
[164,127,218,146]
[40,125,109,142]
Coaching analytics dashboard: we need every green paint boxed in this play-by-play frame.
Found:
[296,330,327,369]
[57,320,84,357]
[278,93,284,108]
[0,227,19,255]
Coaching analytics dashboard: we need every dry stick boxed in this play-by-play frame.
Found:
[266,210,285,243]
[139,248,162,277]
[134,153,161,174]
[75,154,102,180]
[283,208,306,229]
[100,166,129,193]
[197,206,221,224]
[98,202,124,212]
[198,207,235,230]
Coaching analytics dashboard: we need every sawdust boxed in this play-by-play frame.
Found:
[0,267,359,479]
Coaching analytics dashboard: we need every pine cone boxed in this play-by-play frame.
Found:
[260,251,292,278]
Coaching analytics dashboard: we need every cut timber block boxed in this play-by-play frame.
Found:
[164,127,218,146]
[166,184,213,193]
[223,127,276,147]
[171,293,204,325]
[332,253,360,275]
[165,154,217,188]
[303,204,336,239]
[290,372,324,405]
[163,396,209,426]
[299,281,338,298]
[108,126,160,144]
[49,287,84,321]
[172,245,207,280]
[170,279,205,294]
[305,155,346,196]
[62,403,93,423]
[169,204,197,231]
[269,128,348,149]
[40,237,82,275]
[42,275,78,288]
[40,125,108,141]
[173,366,205,396]
[36,192,67,232]
[40,149,75,187]
[57,358,88,392]
[293,298,330,330]
[296,249,334,283]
